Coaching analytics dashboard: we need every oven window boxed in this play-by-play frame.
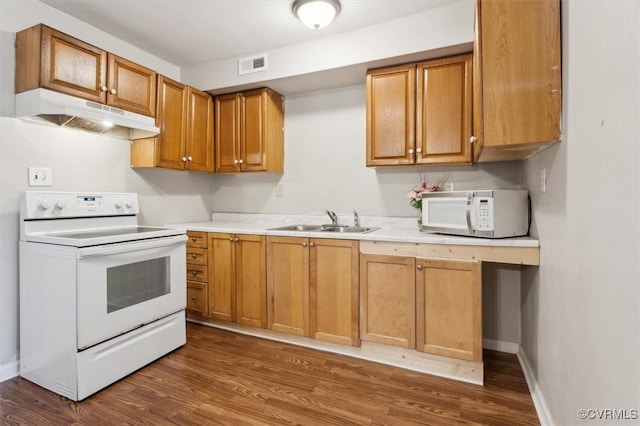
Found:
[106,257,170,313]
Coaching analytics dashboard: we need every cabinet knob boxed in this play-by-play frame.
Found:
[191,296,196,301]
[109,88,117,95]
[416,147,422,154]
[416,264,423,271]
[234,159,239,164]
[100,86,108,92]
[191,254,197,259]
[182,157,187,162]
[187,156,193,161]
[302,242,308,247]
[408,148,414,154]
[470,136,478,144]
[229,237,234,242]
[191,237,197,242]
[239,159,244,164]
[234,238,239,242]
[309,242,315,248]
[191,270,197,276]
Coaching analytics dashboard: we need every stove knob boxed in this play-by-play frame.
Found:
[54,200,67,210]
[38,200,51,210]
[125,200,134,208]
[115,200,123,208]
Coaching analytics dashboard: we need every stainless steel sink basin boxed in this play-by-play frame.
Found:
[268,224,379,234]
[319,225,379,233]
[268,224,324,232]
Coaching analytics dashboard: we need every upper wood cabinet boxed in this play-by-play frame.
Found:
[472,0,561,162]
[15,24,157,117]
[366,54,473,166]
[215,88,284,173]
[131,76,214,172]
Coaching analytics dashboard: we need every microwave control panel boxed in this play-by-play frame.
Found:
[475,197,494,231]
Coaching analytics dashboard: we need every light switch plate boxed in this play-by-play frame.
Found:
[28,167,53,187]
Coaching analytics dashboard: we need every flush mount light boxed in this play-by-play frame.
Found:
[292,0,341,30]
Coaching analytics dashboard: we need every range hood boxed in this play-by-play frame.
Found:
[15,88,160,140]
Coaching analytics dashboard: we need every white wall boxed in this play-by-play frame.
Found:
[521,1,640,424]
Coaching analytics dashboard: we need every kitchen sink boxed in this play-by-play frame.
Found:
[268,224,324,232]
[268,224,379,234]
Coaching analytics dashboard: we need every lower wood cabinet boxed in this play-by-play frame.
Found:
[416,258,482,362]
[186,231,209,317]
[360,254,416,348]
[208,233,266,327]
[267,236,360,346]
[360,252,482,361]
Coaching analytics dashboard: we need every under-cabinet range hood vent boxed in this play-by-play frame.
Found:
[15,88,160,140]
[238,53,268,75]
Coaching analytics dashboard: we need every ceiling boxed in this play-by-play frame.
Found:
[39,0,454,68]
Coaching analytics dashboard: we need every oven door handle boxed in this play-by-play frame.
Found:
[77,234,187,258]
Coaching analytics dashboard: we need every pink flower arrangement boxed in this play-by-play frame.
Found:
[406,174,448,209]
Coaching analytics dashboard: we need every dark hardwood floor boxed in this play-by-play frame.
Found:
[0,323,539,425]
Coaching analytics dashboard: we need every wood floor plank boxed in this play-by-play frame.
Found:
[0,323,539,425]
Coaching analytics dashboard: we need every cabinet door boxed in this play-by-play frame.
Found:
[209,233,235,322]
[309,239,360,346]
[416,54,472,165]
[240,89,266,172]
[366,64,416,166]
[266,236,309,336]
[235,235,267,328]
[107,54,157,117]
[38,25,108,103]
[416,258,482,361]
[185,87,214,172]
[215,93,240,173]
[186,282,208,317]
[155,76,187,170]
[475,0,561,159]
[360,254,416,348]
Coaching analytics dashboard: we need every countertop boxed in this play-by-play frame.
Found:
[169,213,539,248]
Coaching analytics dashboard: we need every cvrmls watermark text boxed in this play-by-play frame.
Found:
[577,409,638,421]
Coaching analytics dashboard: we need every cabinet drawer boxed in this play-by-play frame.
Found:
[186,282,208,317]
[186,264,208,283]
[187,231,208,248]
[187,247,207,265]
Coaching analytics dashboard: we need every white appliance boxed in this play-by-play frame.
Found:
[419,189,530,238]
[15,88,160,139]
[19,191,187,401]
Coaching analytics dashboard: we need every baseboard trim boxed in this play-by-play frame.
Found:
[517,348,553,426]
[482,338,519,354]
[1,360,19,382]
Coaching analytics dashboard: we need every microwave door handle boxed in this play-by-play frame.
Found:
[466,193,474,233]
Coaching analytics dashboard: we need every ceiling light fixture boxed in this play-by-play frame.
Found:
[292,0,341,30]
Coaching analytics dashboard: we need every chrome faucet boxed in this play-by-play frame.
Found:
[353,210,359,228]
[325,209,338,225]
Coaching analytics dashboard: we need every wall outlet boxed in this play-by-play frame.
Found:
[276,183,284,197]
[28,167,53,187]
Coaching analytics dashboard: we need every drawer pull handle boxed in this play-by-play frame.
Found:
[191,296,196,301]
[191,237,197,242]
[191,254,197,259]
[191,270,197,276]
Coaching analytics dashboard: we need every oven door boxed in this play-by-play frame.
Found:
[76,235,186,350]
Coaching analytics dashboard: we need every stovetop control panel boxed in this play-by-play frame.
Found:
[21,191,139,219]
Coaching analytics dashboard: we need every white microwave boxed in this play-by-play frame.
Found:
[419,189,529,238]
